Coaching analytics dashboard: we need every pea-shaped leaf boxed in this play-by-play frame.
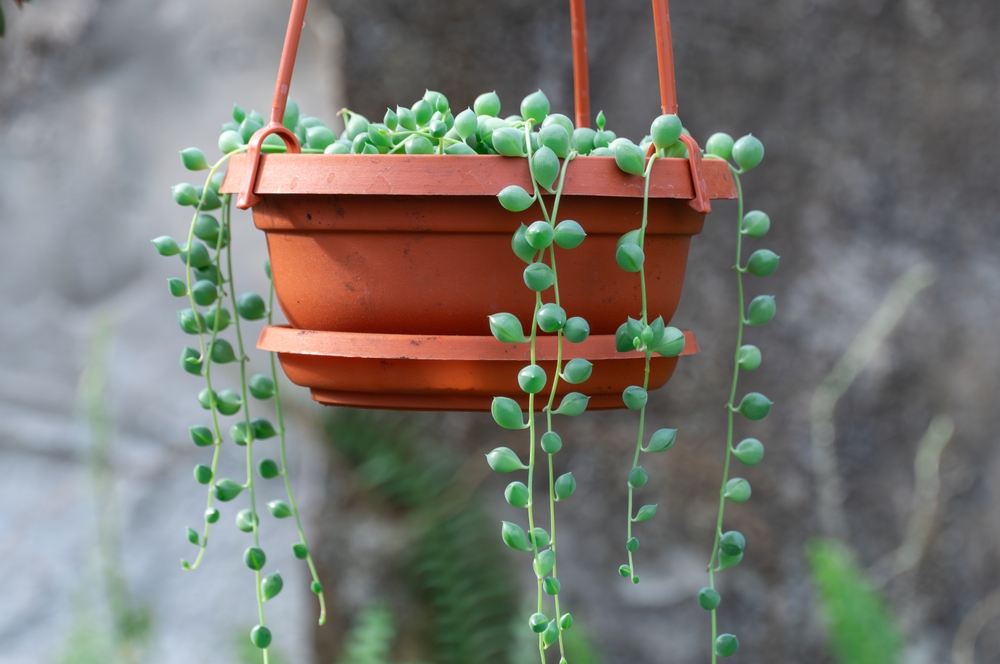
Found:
[627,466,648,489]
[511,224,538,262]
[737,344,762,371]
[186,527,199,545]
[742,210,770,237]
[615,323,634,353]
[197,388,215,410]
[216,389,242,416]
[248,374,275,399]
[529,612,549,633]
[244,546,267,570]
[616,243,644,272]
[190,425,214,447]
[453,108,478,139]
[192,214,221,246]
[650,114,682,151]
[618,564,632,577]
[554,472,576,501]
[533,550,555,580]
[724,478,752,503]
[209,338,236,364]
[218,130,244,154]
[443,142,477,155]
[491,398,528,430]
[520,90,550,124]
[492,127,524,157]
[553,392,589,416]
[718,550,743,570]
[258,458,280,479]
[734,438,765,466]
[239,117,263,143]
[306,126,336,151]
[292,542,308,559]
[193,464,213,485]
[536,303,566,333]
[152,236,181,256]
[559,613,574,630]
[411,99,432,126]
[474,91,501,117]
[213,478,244,502]
[180,147,209,171]
[614,141,645,175]
[720,531,746,557]
[523,262,555,291]
[563,316,590,343]
[180,347,202,376]
[383,107,398,131]
[644,428,677,453]
[705,132,734,161]
[715,634,739,657]
[540,431,562,454]
[626,537,639,552]
[268,500,292,518]
[205,305,230,332]
[573,127,597,154]
[529,527,550,548]
[633,504,657,522]
[737,392,773,420]
[525,220,554,249]
[542,619,559,646]
[261,572,283,601]
[532,146,560,192]
[518,364,547,394]
[405,135,434,154]
[553,220,586,249]
[622,386,648,410]
[501,521,531,552]
[172,183,199,207]
[498,185,534,212]
[250,625,271,649]
[543,576,561,596]
[179,241,211,269]
[235,508,257,532]
[746,295,776,326]
[653,326,686,357]
[205,508,220,523]
[746,249,780,277]
[489,313,528,343]
[229,421,251,446]
[733,133,764,171]
[698,587,721,610]
[561,358,592,384]
[486,446,528,472]
[539,124,571,159]
[505,481,529,508]
[236,292,266,320]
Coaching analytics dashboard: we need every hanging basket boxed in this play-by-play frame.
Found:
[218,0,737,411]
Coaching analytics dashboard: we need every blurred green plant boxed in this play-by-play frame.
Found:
[806,539,904,664]
[338,603,396,664]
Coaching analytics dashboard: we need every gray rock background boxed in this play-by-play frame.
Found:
[2,0,999,664]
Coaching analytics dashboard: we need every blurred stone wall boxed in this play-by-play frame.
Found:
[316,1,1000,663]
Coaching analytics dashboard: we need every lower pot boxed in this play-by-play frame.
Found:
[258,325,698,411]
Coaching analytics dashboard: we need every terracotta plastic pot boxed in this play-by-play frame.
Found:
[222,0,737,411]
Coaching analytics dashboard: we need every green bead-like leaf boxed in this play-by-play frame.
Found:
[193,464,213,485]
[197,388,216,410]
[180,147,208,171]
[178,309,206,335]
[554,472,576,501]
[532,146,560,192]
[573,127,596,155]
[553,392,589,416]
[542,619,559,646]
[152,236,181,256]
[180,347,202,376]
[258,458,280,479]
[563,317,590,343]
[172,183,199,206]
[218,130,244,154]
[167,278,187,297]
[553,220,586,249]
[540,431,562,454]
[405,135,434,154]
[292,543,308,559]
[737,344,762,371]
[616,243,644,272]
[539,124,571,159]
[618,564,632,577]
[746,249,780,277]
[213,478,244,502]
[205,305,230,332]
[633,504,657,522]
[525,220,554,249]
[720,531,746,557]
[561,358,592,384]
[543,576,561,596]
[715,634,739,657]
[205,508,220,523]
[474,91,501,117]
[511,224,537,263]
[244,546,267,570]
[746,295,776,326]
[536,303,566,333]
[268,499,292,518]
[644,428,677,453]
[236,292,266,320]
[533,549,555,578]
[261,572,283,601]
[486,447,528,472]
[650,115,683,151]
[523,262,555,291]
[734,438,765,466]
[705,133,734,161]
[653,326,686,357]
[626,537,639,553]
[520,90,550,124]
[248,374,275,399]
[216,389,242,416]
[627,466,648,489]
[596,111,606,131]
[698,587,721,610]
[559,613,574,630]
[491,398,528,430]
[529,528,550,548]
[502,521,531,552]
[725,478,752,503]
[529,612,549,633]
[179,241,211,269]
[492,127,524,157]
[719,551,743,569]
[518,364,547,394]
[186,527,199,545]
[622,386,648,410]
[190,425,214,447]
[250,417,275,439]
[737,392,773,420]
[235,508,257,532]
[498,185,534,212]
[453,108,478,139]
[614,141,645,175]
[733,133,764,171]
[488,313,528,343]
[505,481,529,508]
[444,141,476,155]
[209,338,236,364]
[250,625,272,649]
[742,210,770,237]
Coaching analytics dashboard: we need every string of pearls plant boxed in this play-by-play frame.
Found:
[155,87,774,663]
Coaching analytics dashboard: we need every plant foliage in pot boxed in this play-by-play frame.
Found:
[152,0,778,662]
